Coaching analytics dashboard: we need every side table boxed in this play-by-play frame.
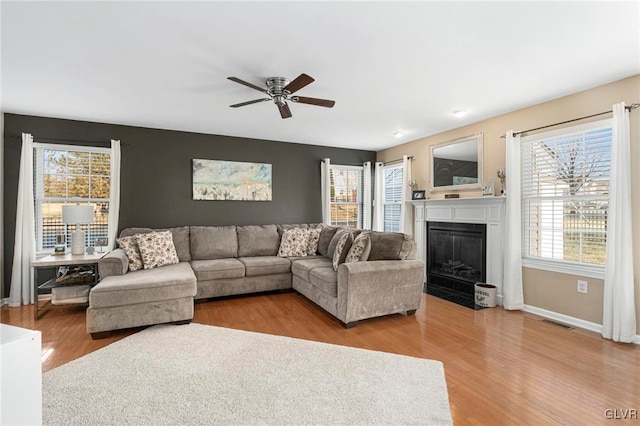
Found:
[31,252,105,320]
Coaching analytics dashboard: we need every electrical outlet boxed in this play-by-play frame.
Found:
[577,280,588,294]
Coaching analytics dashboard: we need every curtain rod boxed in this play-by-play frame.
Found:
[31,136,113,145]
[382,155,414,165]
[500,103,640,139]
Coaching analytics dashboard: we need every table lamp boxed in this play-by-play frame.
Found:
[62,205,94,255]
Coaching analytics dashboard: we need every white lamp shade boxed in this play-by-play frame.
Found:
[62,205,94,225]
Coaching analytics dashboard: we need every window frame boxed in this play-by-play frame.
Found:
[33,142,112,255]
[520,119,612,280]
[328,164,365,229]
[381,163,404,233]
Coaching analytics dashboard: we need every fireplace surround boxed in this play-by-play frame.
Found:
[412,197,506,305]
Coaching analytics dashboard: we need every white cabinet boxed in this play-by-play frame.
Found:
[0,324,42,425]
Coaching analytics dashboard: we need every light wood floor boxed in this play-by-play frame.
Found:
[2,292,638,425]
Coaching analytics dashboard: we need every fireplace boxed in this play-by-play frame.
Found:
[412,197,505,307]
[426,221,486,308]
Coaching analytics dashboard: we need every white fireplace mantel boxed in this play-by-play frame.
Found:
[412,197,506,304]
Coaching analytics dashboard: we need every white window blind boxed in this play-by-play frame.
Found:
[329,165,364,229]
[34,143,111,253]
[383,164,403,232]
[521,120,611,267]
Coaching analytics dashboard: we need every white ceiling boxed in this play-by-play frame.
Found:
[2,1,638,151]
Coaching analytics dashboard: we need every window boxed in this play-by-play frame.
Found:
[329,165,364,228]
[382,164,403,232]
[521,120,611,277]
[34,144,111,253]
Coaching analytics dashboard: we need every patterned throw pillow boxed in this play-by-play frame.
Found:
[116,235,144,272]
[306,228,322,255]
[278,228,311,257]
[332,232,354,271]
[135,231,179,270]
[345,232,372,263]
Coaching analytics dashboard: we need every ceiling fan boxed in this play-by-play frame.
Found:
[227,73,335,119]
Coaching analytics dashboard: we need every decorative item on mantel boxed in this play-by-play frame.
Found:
[482,181,494,196]
[444,194,460,199]
[412,190,426,200]
[496,168,506,196]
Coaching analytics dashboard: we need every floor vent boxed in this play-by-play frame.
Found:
[541,319,574,330]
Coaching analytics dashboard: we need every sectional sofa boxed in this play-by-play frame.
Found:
[87,224,424,338]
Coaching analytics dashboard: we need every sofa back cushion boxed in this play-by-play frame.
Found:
[119,226,191,262]
[237,225,280,257]
[317,226,338,257]
[367,231,416,261]
[190,226,238,260]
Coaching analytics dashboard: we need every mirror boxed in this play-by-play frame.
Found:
[430,133,483,192]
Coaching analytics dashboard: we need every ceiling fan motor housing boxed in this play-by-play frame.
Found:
[266,77,289,105]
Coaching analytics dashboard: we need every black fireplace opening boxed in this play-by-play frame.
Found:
[426,221,487,309]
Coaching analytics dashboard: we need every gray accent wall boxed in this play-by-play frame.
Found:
[2,113,375,295]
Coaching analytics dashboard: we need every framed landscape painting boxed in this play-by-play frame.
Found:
[192,159,272,201]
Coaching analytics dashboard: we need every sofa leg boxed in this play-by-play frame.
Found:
[343,321,358,329]
[168,319,191,326]
[406,309,417,316]
[90,331,111,340]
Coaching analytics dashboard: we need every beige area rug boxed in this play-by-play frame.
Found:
[43,323,452,425]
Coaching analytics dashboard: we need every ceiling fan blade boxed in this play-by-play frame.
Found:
[291,96,335,108]
[227,77,268,94]
[278,103,292,119]
[283,73,314,94]
[229,98,271,108]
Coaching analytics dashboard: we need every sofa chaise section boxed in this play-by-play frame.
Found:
[87,259,197,338]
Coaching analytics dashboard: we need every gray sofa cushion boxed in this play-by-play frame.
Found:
[309,266,338,297]
[317,226,338,257]
[89,262,197,309]
[238,256,291,277]
[291,257,333,281]
[237,225,280,257]
[190,258,245,281]
[367,231,415,261]
[119,226,191,262]
[190,226,237,260]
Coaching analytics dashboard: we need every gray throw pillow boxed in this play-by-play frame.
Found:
[332,232,354,271]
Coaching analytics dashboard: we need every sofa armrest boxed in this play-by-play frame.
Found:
[336,260,425,324]
[98,249,129,278]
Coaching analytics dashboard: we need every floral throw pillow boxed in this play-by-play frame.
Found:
[306,228,322,255]
[345,232,372,263]
[332,232,354,271]
[278,228,310,257]
[135,230,179,270]
[116,235,144,272]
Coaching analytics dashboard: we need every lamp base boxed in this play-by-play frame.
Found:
[71,229,86,255]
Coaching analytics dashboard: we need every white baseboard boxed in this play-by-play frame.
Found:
[523,304,640,345]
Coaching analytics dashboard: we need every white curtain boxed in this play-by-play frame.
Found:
[362,161,372,229]
[9,133,36,306]
[503,130,524,310]
[602,102,636,342]
[372,162,384,231]
[107,140,121,250]
[320,158,331,225]
[400,155,412,233]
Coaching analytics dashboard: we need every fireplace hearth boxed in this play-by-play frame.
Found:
[426,221,486,309]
